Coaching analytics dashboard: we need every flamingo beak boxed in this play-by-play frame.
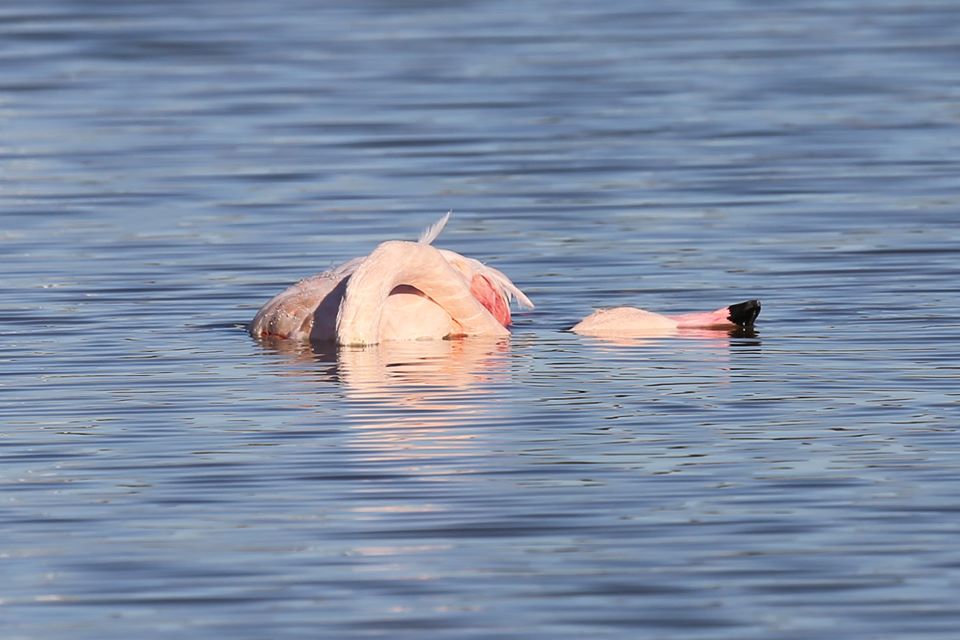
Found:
[727,300,761,327]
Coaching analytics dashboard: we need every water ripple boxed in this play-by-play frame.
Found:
[3,0,960,638]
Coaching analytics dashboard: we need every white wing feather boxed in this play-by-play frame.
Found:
[419,213,534,310]
[475,262,535,309]
[438,249,534,310]
[417,211,452,245]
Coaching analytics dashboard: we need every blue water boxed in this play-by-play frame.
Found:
[3,1,960,638]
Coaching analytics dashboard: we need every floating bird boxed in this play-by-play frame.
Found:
[572,299,760,338]
[250,213,533,346]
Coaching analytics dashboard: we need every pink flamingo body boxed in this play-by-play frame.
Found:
[250,214,533,346]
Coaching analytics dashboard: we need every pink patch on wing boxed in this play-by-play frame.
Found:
[470,274,511,326]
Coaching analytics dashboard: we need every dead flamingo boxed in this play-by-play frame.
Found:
[250,213,533,346]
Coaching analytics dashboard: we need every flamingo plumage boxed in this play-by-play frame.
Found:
[250,213,533,346]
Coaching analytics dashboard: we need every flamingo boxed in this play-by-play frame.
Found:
[572,299,760,338]
[250,213,534,346]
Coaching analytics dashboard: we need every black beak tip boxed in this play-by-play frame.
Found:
[727,299,761,327]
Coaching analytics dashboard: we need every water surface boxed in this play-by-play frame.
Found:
[3,1,960,638]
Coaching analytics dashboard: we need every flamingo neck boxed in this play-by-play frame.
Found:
[336,241,508,346]
[671,306,736,328]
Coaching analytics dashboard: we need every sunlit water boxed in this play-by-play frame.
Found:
[3,1,960,638]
